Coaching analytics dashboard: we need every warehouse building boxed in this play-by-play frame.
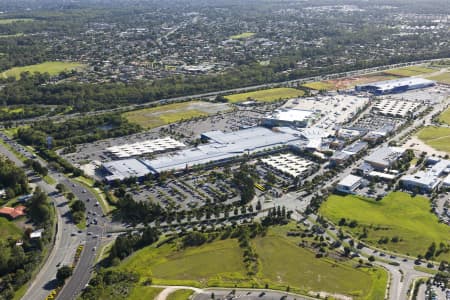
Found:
[355,77,435,95]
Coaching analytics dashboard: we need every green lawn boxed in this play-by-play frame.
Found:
[167,289,194,300]
[417,126,450,154]
[224,88,304,103]
[0,217,23,241]
[127,286,163,300]
[438,108,450,125]
[302,81,336,91]
[0,33,25,39]
[428,72,450,85]
[229,32,255,39]
[117,226,387,299]
[320,192,450,260]
[123,101,229,129]
[1,107,24,114]
[1,61,84,79]
[383,66,436,77]
[253,231,385,299]
[0,18,34,24]
[43,175,56,185]
[118,239,247,287]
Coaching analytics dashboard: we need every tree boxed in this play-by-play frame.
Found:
[368,256,375,262]
[56,265,73,285]
[71,199,86,212]
[56,183,67,193]
[67,192,75,201]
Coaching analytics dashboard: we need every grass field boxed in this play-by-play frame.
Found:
[0,18,34,24]
[230,32,255,39]
[118,225,387,299]
[301,81,336,91]
[127,286,163,300]
[0,33,25,39]
[167,289,194,300]
[438,108,450,125]
[383,66,436,77]
[0,217,23,241]
[118,239,247,287]
[1,107,24,114]
[417,126,450,154]
[123,101,230,129]
[428,72,450,85]
[1,61,84,79]
[320,192,450,259]
[224,88,304,103]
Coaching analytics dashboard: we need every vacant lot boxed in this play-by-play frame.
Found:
[253,233,386,299]
[229,32,255,39]
[0,218,23,241]
[428,72,450,85]
[320,192,450,260]
[1,61,84,79]
[225,88,304,103]
[118,239,247,287]
[383,66,436,77]
[417,126,450,154]
[123,101,230,129]
[0,18,34,24]
[118,225,387,299]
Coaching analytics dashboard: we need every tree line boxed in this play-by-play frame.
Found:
[0,156,29,199]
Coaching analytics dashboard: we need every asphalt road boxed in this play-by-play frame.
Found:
[0,139,83,300]
[6,58,446,126]
[0,135,108,300]
[56,177,106,300]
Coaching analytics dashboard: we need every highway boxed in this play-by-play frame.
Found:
[0,133,108,300]
[6,57,448,126]
[0,59,447,299]
[55,176,105,300]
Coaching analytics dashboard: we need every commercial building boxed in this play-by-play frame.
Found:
[336,174,363,194]
[102,158,152,182]
[355,77,435,95]
[262,109,315,128]
[401,171,441,192]
[401,158,450,192]
[106,137,185,158]
[147,127,304,174]
[330,141,368,166]
[364,146,405,170]
[342,141,368,156]
[260,153,314,178]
